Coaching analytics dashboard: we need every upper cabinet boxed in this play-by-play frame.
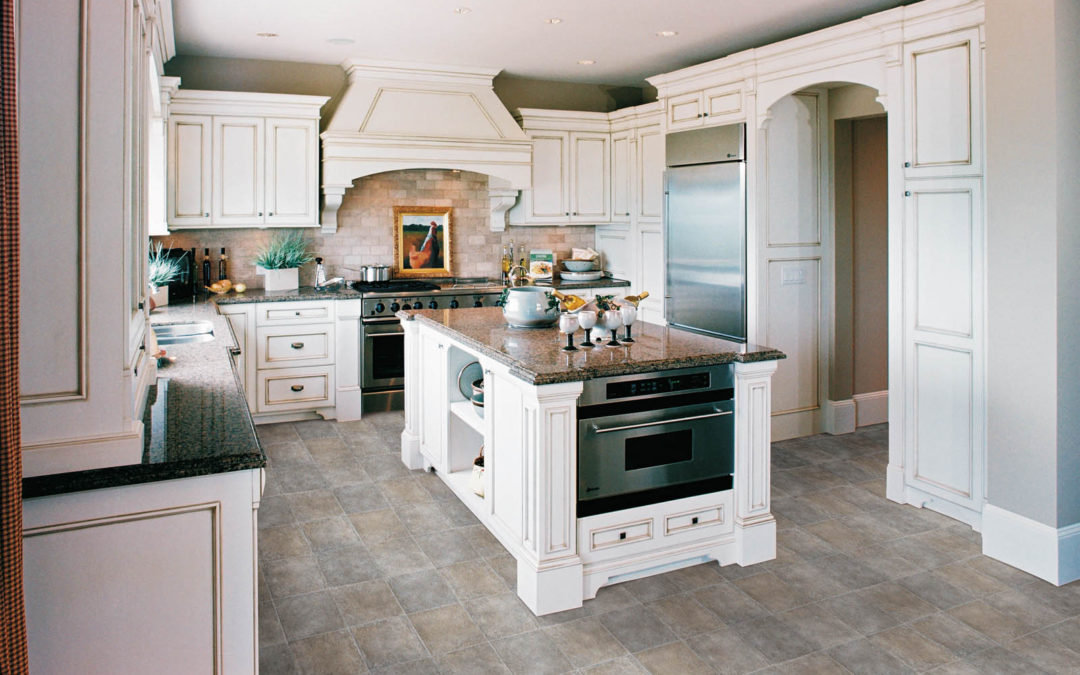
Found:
[903,28,982,178]
[666,85,744,132]
[166,91,327,230]
[610,130,633,223]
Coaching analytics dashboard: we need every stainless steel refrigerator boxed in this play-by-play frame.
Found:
[665,123,747,342]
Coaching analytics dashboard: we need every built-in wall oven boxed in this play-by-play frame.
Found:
[577,364,735,517]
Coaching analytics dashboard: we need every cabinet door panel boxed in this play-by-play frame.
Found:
[571,133,609,221]
[167,115,211,226]
[637,126,664,221]
[529,134,568,220]
[610,132,632,221]
[266,118,317,225]
[668,92,703,130]
[905,29,980,176]
[213,117,264,225]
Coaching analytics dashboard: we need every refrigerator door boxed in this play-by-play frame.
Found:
[665,162,746,341]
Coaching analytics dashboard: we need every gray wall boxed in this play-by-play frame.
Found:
[163,55,651,122]
[986,0,1079,528]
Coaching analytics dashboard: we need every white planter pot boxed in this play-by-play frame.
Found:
[149,285,169,307]
[264,267,299,292]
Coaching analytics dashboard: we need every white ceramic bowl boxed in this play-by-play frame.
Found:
[563,259,597,272]
[501,287,559,328]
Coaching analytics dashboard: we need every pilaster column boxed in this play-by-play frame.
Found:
[733,359,778,565]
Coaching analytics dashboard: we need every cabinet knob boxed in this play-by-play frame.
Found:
[290,384,304,392]
[703,112,709,117]
[572,212,577,216]
[295,311,301,316]
[290,342,304,349]
[904,161,911,168]
[204,212,209,217]
[904,190,912,197]
[258,212,263,216]
[565,212,569,216]
[269,212,274,216]
[619,531,627,540]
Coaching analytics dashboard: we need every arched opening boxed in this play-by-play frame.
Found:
[754,81,892,493]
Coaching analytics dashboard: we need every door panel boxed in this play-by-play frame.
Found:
[168,115,211,225]
[266,119,317,225]
[213,117,264,225]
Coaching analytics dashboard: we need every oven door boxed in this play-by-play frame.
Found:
[577,398,734,513]
[361,318,404,389]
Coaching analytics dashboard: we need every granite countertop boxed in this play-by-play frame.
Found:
[533,276,631,291]
[23,298,265,499]
[214,285,363,305]
[399,306,785,385]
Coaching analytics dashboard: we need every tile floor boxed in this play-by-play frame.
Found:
[256,414,1080,674]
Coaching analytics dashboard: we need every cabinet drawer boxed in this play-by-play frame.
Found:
[664,503,726,536]
[588,518,653,552]
[256,301,333,325]
[256,325,333,369]
[257,366,334,412]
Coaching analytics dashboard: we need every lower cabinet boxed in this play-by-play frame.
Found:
[23,469,264,674]
[219,299,365,421]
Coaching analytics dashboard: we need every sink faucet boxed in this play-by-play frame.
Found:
[507,264,532,287]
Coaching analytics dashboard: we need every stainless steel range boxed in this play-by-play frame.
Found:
[357,278,505,412]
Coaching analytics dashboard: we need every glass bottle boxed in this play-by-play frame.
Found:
[500,244,512,284]
[202,248,211,288]
[218,247,228,281]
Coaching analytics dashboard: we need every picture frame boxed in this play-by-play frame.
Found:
[392,206,453,278]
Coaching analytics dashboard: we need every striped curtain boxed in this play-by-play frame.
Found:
[0,0,28,672]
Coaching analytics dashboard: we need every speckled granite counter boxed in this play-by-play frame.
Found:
[398,306,785,384]
[23,298,265,499]
[213,285,363,305]
[533,276,631,291]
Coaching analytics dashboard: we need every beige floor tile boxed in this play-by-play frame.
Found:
[434,644,511,674]
[947,599,1041,644]
[870,625,958,671]
[439,559,508,601]
[301,516,361,552]
[290,630,367,674]
[1006,632,1080,673]
[646,593,724,638]
[333,579,403,626]
[492,630,573,675]
[634,641,712,675]
[733,572,810,612]
[546,616,627,668]
[351,616,427,670]
[408,604,485,654]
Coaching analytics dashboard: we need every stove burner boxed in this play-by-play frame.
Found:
[349,279,439,293]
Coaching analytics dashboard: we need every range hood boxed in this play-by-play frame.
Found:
[320,60,532,233]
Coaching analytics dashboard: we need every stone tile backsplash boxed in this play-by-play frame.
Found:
[153,169,598,289]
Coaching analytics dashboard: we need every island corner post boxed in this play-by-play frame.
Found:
[399,308,782,615]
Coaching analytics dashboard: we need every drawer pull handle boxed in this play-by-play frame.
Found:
[291,342,304,349]
[290,384,304,392]
[691,516,699,525]
[295,311,301,316]
[591,409,731,434]
[619,532,626,540]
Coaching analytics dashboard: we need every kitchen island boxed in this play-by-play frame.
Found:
[398,306,784,615]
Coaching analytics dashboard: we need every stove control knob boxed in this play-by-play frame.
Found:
[412,301,423,310]
[428,300,438,309]
[389,302,400,313]
[449,299,459,309]
[473,298,483,307]
[374,302,385,314]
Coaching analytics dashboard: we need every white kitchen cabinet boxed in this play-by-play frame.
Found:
[903,28,982,178]
[610,130,633,222]
[166,90,327,230]
[509,111,611,225]
[666,84,744,132]
[212,117,264,226]
[167,115,212,226]
[266,118,320,225]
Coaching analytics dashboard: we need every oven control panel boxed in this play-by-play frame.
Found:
[362,292,503,318]
[606,372,710,400]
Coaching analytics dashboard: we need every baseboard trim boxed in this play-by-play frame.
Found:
[823,399,856,435]
[853,390,888,427]
[982,503,1080,585]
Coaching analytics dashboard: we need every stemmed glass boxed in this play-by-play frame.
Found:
[558,312,579,352]
[601,308,623,347]
[577,310,597,348]
[619,304,638,343]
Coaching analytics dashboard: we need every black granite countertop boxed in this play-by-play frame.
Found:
[399,306,785,385]
[213,285,363,305]
[23,298,265,499]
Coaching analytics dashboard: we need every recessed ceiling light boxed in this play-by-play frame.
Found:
[577,59,596,66]
[454,6,471,14]
[327,37,355,45]
[545,17,563,24]
[256,32,278,38]
[656,30,678,37]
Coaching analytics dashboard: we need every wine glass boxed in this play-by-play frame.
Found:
[619,304,638,343]
[577,310,597,348]
[558,312,579,352]
[601,308,623,347]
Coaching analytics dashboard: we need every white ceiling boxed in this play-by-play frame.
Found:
[172,0,913,87]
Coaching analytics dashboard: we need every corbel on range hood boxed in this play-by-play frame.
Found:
[320,60,532,233]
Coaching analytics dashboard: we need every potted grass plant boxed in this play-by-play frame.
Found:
[254,231,314,292]
[148,241,186,307]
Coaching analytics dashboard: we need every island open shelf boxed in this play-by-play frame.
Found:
[399,306,784,616]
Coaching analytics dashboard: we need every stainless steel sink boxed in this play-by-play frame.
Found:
[152,320,215,345]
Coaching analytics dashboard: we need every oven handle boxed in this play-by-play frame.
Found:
[590,409,732,435]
